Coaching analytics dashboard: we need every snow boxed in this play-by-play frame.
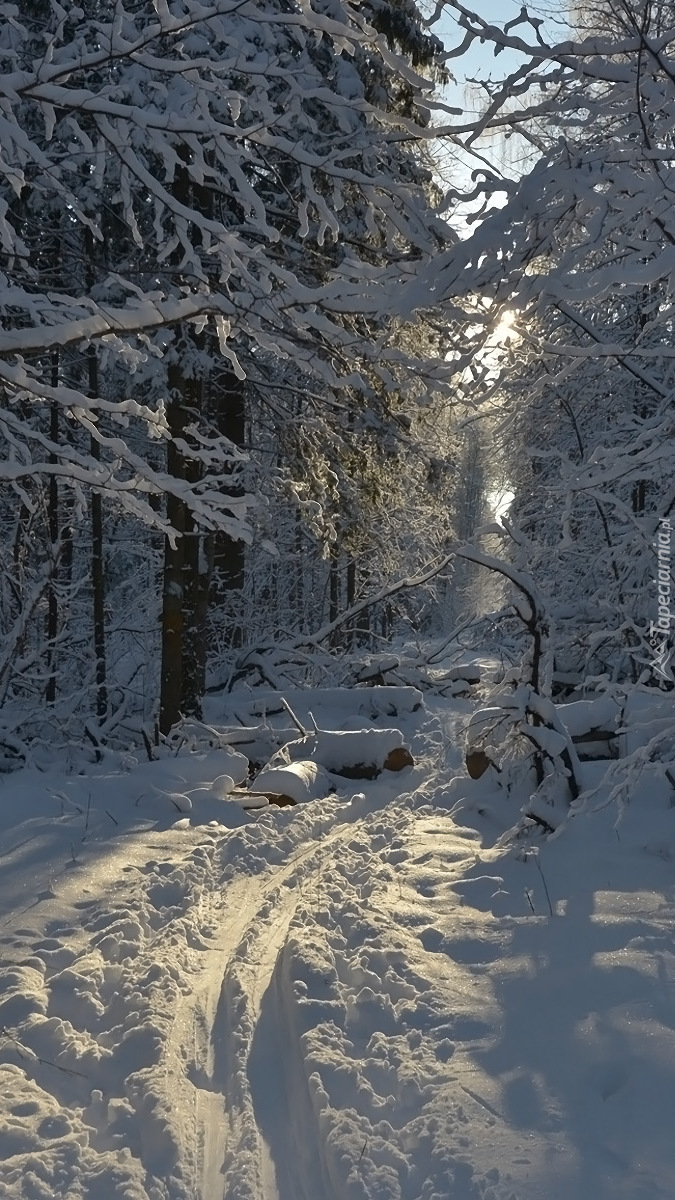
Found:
[275,728,410,774]
[212,686,424,726]
[556,697,622,738]
[0,690,674,1199]
[250,759,337,804]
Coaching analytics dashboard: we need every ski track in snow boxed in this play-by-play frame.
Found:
[2,690,675,1199]
[0,763,484,1200]
[165,799,488,1200]
[186,817,366,1200]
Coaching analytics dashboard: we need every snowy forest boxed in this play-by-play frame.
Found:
[0,1,674,1198]
[2,0,670,750]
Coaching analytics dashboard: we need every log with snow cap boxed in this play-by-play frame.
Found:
[248,727,414,806]
[263,727,414,780]
[248,760,336,805]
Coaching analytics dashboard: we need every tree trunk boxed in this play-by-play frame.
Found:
[45,352,59,704]
[355,561,372,645]
[159,373,197,734]
[182,498,209,714]
[290,512,304,632]
[88,346,108,721]
[208,355,246,648]
[329,549,340,630]
[159,155,247,729]
[346,557,357,648]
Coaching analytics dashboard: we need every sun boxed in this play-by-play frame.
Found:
[487,488,515,522]
[492,309,518,342]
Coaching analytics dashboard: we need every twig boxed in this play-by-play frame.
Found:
[1,1028,87,1078]
[524,810,555,834]
[84,724,102,763]
[280,697,307,737]
[82,793,91,842]
[141,727,155,762]
[532,852,554,917]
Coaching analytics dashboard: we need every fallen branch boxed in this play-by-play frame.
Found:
[290,553,454,650]
[281,697,308,737]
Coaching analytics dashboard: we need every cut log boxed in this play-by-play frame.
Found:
[557,697,621,761]
[556,697,621,737]
[242,792,296,809]
[224,686,423,724]
[249,760,336,804]
[445,665,482,685]
[571,729,619,761]
[466,748,492,780]
[383,746,414,772]
[276,728,412,779]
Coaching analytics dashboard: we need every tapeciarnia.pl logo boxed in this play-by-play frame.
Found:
[649,517,674,681]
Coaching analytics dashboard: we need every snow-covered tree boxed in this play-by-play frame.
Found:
[404,0,675,690]
[0,0,460,735]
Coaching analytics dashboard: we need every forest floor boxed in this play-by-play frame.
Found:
[0,682,674,1199]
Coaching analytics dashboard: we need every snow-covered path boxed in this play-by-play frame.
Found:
[184,811,382,1200]
[0,763,491,1200]
[147,798,491,1200]
[1,697,675,1199]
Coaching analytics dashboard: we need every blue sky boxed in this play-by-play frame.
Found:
[432,1,570,103]
[426,3,572,219]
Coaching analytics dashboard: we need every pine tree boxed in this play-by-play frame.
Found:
[0,0,458,737]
